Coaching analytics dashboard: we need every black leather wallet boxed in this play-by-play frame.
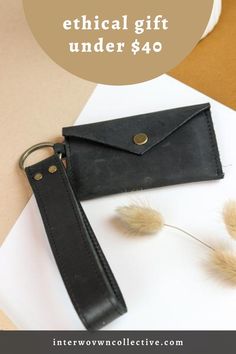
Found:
[63,103,224,201]
[20,102,223,331]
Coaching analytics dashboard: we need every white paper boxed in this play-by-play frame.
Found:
[0,74,236,330]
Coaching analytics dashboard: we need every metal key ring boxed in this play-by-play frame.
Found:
[19,142,55,170]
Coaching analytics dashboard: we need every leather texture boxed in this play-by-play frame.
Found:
[25,155,127,330]
[63,103,224,201]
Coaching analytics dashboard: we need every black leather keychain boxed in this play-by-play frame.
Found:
[19,146,127,330]
[19,103,224,330]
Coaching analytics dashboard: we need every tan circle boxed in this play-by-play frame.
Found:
[23,0,213,85]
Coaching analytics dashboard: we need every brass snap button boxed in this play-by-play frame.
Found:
[133,133,148,145]
[48,165,58,174]
[34,173,43,181]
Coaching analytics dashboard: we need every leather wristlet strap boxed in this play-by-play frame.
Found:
[25,154,127,330]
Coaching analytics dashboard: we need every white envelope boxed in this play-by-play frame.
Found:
[0,74,236,330]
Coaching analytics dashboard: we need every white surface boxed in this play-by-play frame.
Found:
[202,0,222,38]
[0,74,236,330]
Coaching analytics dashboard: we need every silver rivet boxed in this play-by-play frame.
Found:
[34,173,43,181]
[48,165,58,174]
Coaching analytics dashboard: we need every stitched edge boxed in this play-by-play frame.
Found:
[29,160,122,328]
[65,136,77,190]
[204,110,223,176]
[79,206,126,313]
[65,140,126,313]
[55,158,123,317]
[28,166,89,328]
[37,156,122,321]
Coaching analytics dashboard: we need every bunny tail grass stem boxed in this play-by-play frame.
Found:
[164,224,215,251]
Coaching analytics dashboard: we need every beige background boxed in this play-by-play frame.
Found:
[0,0,235,328]
[0,0,95,247]
[0,310,17,330]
